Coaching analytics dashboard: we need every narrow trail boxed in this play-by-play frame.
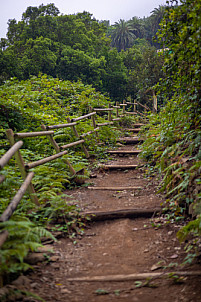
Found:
[22,126,201,302]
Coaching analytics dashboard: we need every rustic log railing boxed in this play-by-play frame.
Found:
[0,101,148,249]
[1,103,145,207]
[0,141,35,248]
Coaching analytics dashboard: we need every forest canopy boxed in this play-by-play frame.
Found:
[0,3,164,102]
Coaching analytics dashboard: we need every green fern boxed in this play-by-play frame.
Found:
[0,218,56,278]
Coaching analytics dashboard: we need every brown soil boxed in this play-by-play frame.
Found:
[7,142,201,301]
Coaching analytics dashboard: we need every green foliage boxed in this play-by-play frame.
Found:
[0,74,123,281]
[28,193,83,234]
[141,0,201,258]
[0,217,55,279]
[0,3,166,101]
[121,41,164,102]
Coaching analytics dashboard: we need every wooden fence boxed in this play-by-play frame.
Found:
[0,141,35,248]
[0,101,147,246]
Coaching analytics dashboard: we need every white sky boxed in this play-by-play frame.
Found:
[0,0,166,38]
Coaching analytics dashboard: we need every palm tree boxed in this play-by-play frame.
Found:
[111,19,136,52]
[150,5,166,33]
[128,17,145,39]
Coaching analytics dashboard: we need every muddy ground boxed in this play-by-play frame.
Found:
[3,141,201,302]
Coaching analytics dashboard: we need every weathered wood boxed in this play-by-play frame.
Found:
[112,118,121,121]
[113,106,120,109]
[116,102,119,118]
[71,112,96,122]
[0,141,23,169]
[107,150,141,155]
[153,91,158,113]
[0,175,5,184]
[88,186,142,190]
[83,208,160,221]
[14,131,54,138]
[126,102,138,105]
[90,106,99,140]
[25,150,68,170]
[0,172,34,222]
[66,271,201,282]
[136,110,145,117]
[125,112,137,115]
[97,122,114,126]
[95,108,113,112]
[6,129,39,206]
[0,231,9,248]
[80,128,99,138]
[67,117,89,158]
[133,123,145,128]
[61,139,85,149]
[41,124,60,153]
[99,164,138,170]
[137,102,150,111]
[46,122,77,130]
[108,104,112,121]
[41,124,75,176]
[120,100,126,114]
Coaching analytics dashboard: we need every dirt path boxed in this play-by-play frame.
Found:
[13,134,201,302]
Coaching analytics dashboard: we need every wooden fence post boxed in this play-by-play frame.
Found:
[134,100,137,113]
[153,91,158,113]
[123,100,126,114]
[67,117,90,158]
[41,124,76,176]
[108,104,112,122]
[116,102,119,118]
[5,129,39,206]
[89,106,99,140]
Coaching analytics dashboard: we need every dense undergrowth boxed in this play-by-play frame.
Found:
[141,0,201,263]
[0,74,136,284]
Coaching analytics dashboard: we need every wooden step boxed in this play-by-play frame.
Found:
[82,208,161,221]
[99,164,139,170]
[87,186,142,190]
[125,128,141,133]
[67,271,201,282]
[107,150,141,155]
[133,123,145,128]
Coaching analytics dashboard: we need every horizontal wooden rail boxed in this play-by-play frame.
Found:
[97,122,114,126]
[113,106,120,109]
[71,112,96,122]
[46,122,77,130]
[25,150,68,170]
[0,231,9,249]
[126,102,138,105]
[61,139,85,149]
[112,118,121,121]
[94,108,113,112]
[136,102,150,111]
[126,112,137,115]
[80,127,100,138]
[0,141,23,169]
[14,131,54,138]
[0,172,34,222]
